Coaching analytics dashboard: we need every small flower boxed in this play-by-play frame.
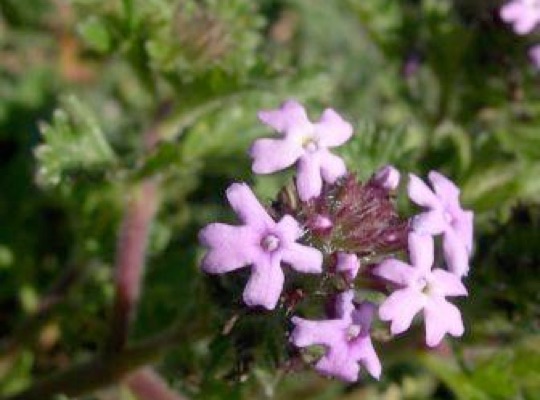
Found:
[199,183,323,310]
[373,233,467,347]
[291,290,381,382]
[336,252,360,281]
[408,171,474,276]
[529,44,540,69]
[251,100,353,201]
[500,0,540,35]
[371,165,400,191]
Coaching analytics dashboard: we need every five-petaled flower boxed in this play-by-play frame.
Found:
[250,100,353,201]
[291,290,381,382]
[373,233,468,347]
[199,183,323,310]
[408,171,474,276]
[500,0,540,35]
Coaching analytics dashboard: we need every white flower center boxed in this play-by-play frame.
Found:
[302,136,320,153]
[418,276,439,296]
[415,277,428,291]
[346,324,362,341]
[261,234,280,252]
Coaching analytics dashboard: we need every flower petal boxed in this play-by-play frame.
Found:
[500,2,526,22]
[514,12,540,35]
[454,210,474,254]
[431,269,468,297]
[443,229,470,277]
[408,232,434,272]
[291,317,346,348]
[257,100,311,135]
[336,253,360,280]
[242,258,284,309]
[315,348,359,382]
[319,150,347,183]
[315,108,353,148]
[408,174,441,209]
[275,215,302,243]
[199,224,258,273]
[411,210,447,236]
[226,183,273,229]
[379,288,424,335]
[424,297,464,347]
[334,290,355,320]
[428,171,460,203]
[373,259,415,286]
[296,154,322,201]
[249,138,303,174]
[351,301,376,334]
[281,243,323,274]
[352,337,382,380]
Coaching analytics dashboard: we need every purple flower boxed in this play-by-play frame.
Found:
[199,183,323,310]
[291,291,381,382]
[500,0,540,35]
[408,171,474,276]
[371,165,400,191]
[251,100,353,201]
[529,44,540,69]
[373,233,467,347]
[336,252,360,281]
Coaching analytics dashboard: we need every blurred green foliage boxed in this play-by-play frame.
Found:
[0,0,539,399]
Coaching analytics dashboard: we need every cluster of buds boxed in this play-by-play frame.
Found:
[198,101,474,382]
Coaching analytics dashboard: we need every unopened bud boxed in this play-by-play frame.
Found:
[372,165,400,191]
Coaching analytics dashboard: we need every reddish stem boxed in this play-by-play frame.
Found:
[106,179,158,352]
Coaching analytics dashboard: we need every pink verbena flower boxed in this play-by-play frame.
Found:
[199,183,323,310]
[408,171,474,276]
[291,290,381,382]
[251,100,353,201]
[500,0,540,35]
[373,233,467,347]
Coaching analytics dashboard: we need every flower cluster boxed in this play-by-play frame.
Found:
[199,101,474,382]
[500,0,540,69]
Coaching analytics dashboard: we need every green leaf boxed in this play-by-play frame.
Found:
[340,120,423,179]
[35,95,116,186]
[421,354,490,400]
[78,16,111,53]
[0,351,34,396]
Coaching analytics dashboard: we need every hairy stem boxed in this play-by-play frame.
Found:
[105,104,169,352]
[106,179,158,352]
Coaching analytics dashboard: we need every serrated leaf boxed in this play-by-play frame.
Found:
[35,96,116,186]
[340,120,422,179]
